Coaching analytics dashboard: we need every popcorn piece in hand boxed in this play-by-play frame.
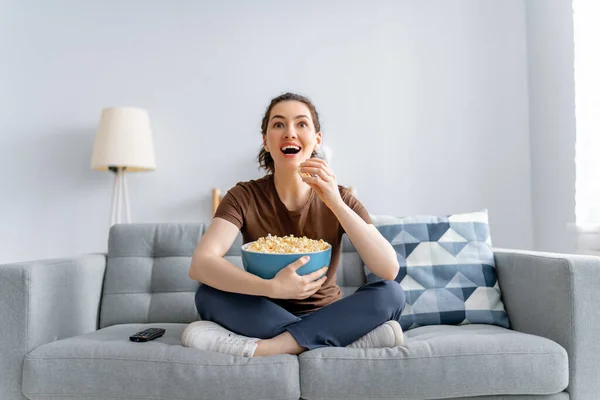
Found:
[297,167,312,179]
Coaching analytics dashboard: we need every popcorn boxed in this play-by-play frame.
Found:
[297,167,312,179]
[247,234,330,254]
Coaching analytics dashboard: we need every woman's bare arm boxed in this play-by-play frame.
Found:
[188,217,271,296]
[331,203,399,280]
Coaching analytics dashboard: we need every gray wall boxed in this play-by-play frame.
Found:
[1,0,535,264]
[525,0,577,253]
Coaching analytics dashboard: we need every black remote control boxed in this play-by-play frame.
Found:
[129,328,166,342]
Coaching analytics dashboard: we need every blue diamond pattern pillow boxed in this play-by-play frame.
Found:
[366,210,510,331]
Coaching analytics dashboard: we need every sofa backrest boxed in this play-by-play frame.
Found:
[99,223,368,328]
[99,224,204,328]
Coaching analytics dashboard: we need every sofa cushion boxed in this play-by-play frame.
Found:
[367,211,510,331]
[23,323,300,400]
[100,224,205,328]
[336,233,368,297]
[299,324,568,400]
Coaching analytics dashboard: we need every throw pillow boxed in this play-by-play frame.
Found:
[366,210,510,331]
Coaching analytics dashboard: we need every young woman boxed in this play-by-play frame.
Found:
[183,93,405,357]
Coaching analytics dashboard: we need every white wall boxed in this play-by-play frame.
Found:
[525,0,577,253]
[0,0,534,264]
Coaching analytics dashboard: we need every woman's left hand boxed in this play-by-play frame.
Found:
[299,158,344,210]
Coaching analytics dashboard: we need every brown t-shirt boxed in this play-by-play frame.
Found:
[214,174,372,314]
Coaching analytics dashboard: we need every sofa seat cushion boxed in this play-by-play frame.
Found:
[299,324,568,400]
[23,323,300,400]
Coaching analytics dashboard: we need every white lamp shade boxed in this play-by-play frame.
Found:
[91,107,156,172]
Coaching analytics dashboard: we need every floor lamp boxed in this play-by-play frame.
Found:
[91,107,156,227]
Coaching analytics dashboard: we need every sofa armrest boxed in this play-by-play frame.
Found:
[0,254,106,400]
[494,248,600,400]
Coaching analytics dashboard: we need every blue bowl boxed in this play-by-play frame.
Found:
[241,242,332,280]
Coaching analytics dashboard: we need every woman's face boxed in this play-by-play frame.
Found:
[263,100,322,172]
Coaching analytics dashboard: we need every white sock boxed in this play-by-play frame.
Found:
[347,320,405,348]
[182,321,259,357]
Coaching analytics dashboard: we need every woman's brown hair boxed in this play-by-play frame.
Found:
[257,92,322,174]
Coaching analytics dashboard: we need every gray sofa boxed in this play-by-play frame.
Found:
[1,222,599,400]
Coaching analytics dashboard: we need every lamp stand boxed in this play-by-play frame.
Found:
[108,166,131,227]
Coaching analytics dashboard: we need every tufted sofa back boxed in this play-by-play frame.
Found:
[99,223,367,328]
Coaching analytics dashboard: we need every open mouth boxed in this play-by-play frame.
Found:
[281,145,301,155]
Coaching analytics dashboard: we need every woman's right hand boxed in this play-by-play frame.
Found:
[268,256,329,300]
